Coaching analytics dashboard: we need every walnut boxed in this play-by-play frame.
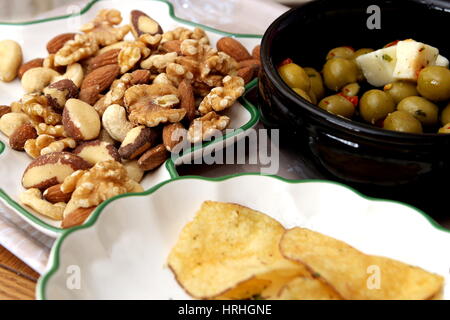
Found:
[21,94,61,125]
[198,76,245,115]
[153,73,172,86]
[161,27,209,45]
[118,41,151,74]
[80,9,130,46]
[35,123,67,137]
[62,160,143,217]
[200,52,239,85]
[55,33,99,66]
[140,52,177,71]
[187,111,230,144]
[40,138,77,155]
[166,62,194,86]
[125,84,186,127]
[24,134,56,158]
[19,188,66,220]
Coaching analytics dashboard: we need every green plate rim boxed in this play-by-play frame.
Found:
[0,0,262,235]
[36,172,450,299]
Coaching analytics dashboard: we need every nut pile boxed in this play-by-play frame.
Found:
[0,9,261,228]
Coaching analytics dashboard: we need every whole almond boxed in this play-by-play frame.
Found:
[161,40,181,55]
[43,184,72,203]
[47,33,77,54]
[217,37,252,62]
[163,122,185,152]
[0,105,11,118]
[130,69,151,85]
[178,80,196,122]
[237,66,254,84]
[18,58,44,79]
[79,86,101,105]
[138,144,168,171]
[79,64,120,105]
[9,122,37,151]
[62,206,96,229]
[87,49,120,72]
[252,45,261,61]
[239,59,261,70]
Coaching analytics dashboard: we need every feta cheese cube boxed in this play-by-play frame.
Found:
[356,46,397,87]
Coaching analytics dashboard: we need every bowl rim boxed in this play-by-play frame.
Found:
[36,172,450,300]
[260,0,450,141]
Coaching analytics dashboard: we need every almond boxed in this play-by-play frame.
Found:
[178,80,196,122]
[160,40,182,55]
[73,140,121,165]
[119,126,159,160]
[79,86,101,105]
[79,64,120,105]
[9,122,37,151]
[0,105,11,118]
[22,152,91,190]
[43,184,72,203]
[130,69,151,85]
[252,45,261,61]
[163,122,185,152]
[62,206,96,229]
[87,49,120,72]
[63,98,101,141]
[138,144,168,171]
[18,58,44,79]
[47,33,77,54]
[216,37,252,62]
[130,10,163,38]
[237,66,254,84]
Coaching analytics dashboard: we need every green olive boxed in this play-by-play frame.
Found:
[397,96,438,126]
[292,87,312,103]
[383,111,423,134]
[354,48,374,59]
[383,81,419,104]
[417,66,450,102]
[360,89,395,124]
[438,123,450,134]
[326,47,355,60]
[441,103,450,126]
[304,67,325,100]
[308,88,317,104]
[323,58,359,91]
[278,63,311,92]
[342,83,360,97]
[318,95,355,118]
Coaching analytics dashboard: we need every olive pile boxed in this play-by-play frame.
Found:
[278,46,450,134]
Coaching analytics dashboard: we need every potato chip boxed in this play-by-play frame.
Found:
[280,228,444,300]
[168,201,305,299]
[277,277,342,300]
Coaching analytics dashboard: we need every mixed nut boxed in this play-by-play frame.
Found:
[0,9,261,228]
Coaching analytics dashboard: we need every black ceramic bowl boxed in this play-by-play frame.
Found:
[259,0,450,214]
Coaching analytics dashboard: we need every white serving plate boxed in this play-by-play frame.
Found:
[0,0,261,237]
[37,174,450,300]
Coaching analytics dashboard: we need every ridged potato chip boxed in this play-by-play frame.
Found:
[280,228,444,300]
[167,201,306,299]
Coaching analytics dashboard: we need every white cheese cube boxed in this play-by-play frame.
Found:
[356,46,397,87]
[393,40,439,81]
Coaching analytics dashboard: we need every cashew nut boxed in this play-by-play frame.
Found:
[0,40,22,82]
[53,63,84,87]
[21,67,60,93]
[19,188,65,220]
[102,104,134,142]
[0,112,30,137]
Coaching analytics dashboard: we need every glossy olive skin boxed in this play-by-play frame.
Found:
[383,110,423,133]
[342,82,360,97]
[326,46,355,60]
[384,81,419,104]
[278,63,311,92]
[360,89,395,124]
[318,94,355,118]
[304,67,325,100]
[417,66,450,102]
[438,123,450,134]
[397,96,438,126]
[292,87,312,103]
[323,58,359,91]
[441,103,450,126]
